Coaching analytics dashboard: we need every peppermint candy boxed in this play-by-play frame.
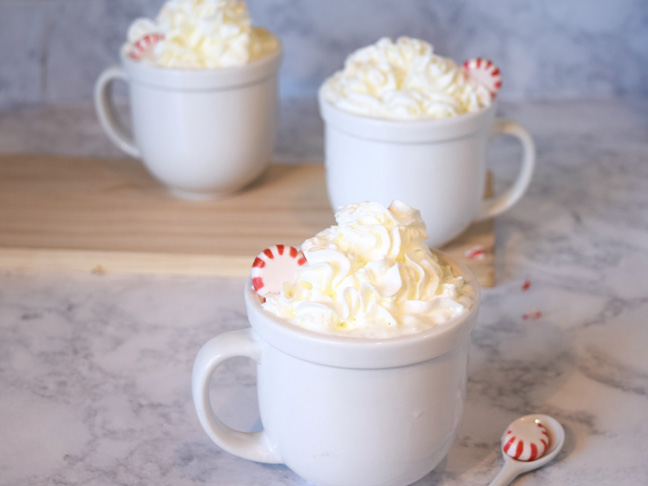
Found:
[502,418,549,461]
[465,245,486,260]
[128,33,164,61]
[251,245,307,296]
[463,57,502,98]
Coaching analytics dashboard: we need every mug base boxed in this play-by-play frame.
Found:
[169,187,233,201]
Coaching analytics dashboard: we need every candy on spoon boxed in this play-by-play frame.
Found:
[463,58,502,97]
[502,419,549,461]
[488,414,565,486]
[251,245,306,296]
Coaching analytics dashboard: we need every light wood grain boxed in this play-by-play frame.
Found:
[0,155,494,286]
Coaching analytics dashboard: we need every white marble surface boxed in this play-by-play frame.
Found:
[1,0,647,108]
[1,97,648,485]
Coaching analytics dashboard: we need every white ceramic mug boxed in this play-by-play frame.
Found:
[192,254,480,486]
[319,94,535,247]
[94,48,281,200]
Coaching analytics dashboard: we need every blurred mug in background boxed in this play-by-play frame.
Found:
[94,0,281,200]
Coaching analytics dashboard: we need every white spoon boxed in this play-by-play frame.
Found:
[488,414,565,486]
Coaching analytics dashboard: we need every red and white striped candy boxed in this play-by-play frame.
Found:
[128,33,164,61]
[465,245,485,260]
[502,418,549,461]
[463,58,502,97]
[251,245,307,296]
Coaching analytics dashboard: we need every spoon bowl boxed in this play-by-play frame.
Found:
[488,414,565,486]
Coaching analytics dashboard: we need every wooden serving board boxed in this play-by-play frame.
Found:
[0,155,494,286]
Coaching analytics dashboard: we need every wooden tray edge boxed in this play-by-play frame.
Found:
[0,247,251,277]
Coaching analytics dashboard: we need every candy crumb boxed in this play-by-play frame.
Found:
[522,308,542,320]
[522,280,531,291]
[91,265,107,275]
[465,246,485,260]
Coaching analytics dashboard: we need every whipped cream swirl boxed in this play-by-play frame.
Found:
[124,0,278,68]
[262,201,474,338]
[321,37,492,119]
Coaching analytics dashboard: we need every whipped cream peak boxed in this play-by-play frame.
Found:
[321,37,493,120]
[124,0,278,68]
[262,201,474,338]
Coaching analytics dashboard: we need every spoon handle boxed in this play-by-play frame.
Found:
[488,464,519,486]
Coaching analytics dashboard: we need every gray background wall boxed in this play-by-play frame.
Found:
[0,0,647,109]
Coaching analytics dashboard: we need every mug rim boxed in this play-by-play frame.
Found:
[318,84,496,143]
[244,250,481,369]
[120,40,283,90]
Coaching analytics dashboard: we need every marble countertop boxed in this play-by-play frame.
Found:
[1,97,647,485]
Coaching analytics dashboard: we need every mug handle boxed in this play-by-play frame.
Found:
[192,328,282,464]
[474,119,535,221]
[93,65,141,158]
